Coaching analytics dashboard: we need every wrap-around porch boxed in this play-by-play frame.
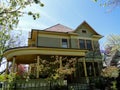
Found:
[3,46,102,84]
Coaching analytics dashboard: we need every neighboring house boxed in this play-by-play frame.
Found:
[3,21,103,84]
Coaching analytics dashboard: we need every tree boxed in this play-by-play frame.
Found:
[0,29,26,63]
[101,66,119,90]
[102,34,120,66]
[105,34,120,51]
[40,56,76,80]
[0,0,44,63]
[0,30,27,74]
[0,0,44,29]
[94,0,120,8]
[101,66,119,78]
[29,56,76,81]
[0,28,10,64]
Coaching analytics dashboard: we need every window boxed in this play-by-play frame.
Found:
[62,39,68,48]
[79,39,85,49]
[82,30,87,33]
[86,40,92,50]
[79,39,93,50]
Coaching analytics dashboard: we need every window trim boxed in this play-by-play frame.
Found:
[61,38,69,48]
[86,40,93,50]
[79,39,93,50]
[81,29,87,33]
[79,39,86,49]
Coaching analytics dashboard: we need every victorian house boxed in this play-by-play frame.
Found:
[3,21,103,85]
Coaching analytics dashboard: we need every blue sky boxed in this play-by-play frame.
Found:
[17,0,120,48]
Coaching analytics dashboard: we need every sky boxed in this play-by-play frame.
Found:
[16,0,120,48]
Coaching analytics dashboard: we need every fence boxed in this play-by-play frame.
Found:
[0,81,89,90]
[1,79,68,90]
[0,79,94,90]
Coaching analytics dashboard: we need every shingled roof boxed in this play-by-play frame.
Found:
[45,24,73,32]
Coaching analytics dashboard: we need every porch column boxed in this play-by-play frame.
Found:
[28,64,32,76]
[59,56,63,68]
[83,58,89,83]
[36,56,40,78]
[5,61,9,75]
[16,64,18,73]
[83,58,87,77]
[11,56,16,73]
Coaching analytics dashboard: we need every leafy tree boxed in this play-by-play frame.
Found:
[101,66,119,90]
[0,28,10,64]
[0,0,44,28]
[102,34,120,66]
[101,66,119,78]
[40,56,76,80]
[105,34,120,51]
[29,56,76,81]
[0,0,44,63]
[0,30,26,74]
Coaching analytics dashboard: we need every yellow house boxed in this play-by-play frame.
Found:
[3,21,103,84]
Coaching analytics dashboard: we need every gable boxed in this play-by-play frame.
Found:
[74,21,102,38]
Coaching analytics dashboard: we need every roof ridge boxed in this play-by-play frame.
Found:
[44,24,73,32]
[44,24,60,30]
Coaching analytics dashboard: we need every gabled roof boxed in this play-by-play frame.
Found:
[74,21,101,35]
[45,24,73,32]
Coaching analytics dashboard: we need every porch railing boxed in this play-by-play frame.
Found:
[2,79,67,90]
[1,77,100,90]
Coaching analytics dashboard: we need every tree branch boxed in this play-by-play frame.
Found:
[0,7,21,15]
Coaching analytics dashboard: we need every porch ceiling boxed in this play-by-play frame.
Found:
[3,47,87,64]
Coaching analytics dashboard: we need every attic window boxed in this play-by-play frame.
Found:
[82,30,87,33]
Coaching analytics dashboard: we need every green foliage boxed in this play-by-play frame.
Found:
[0,0,44,63]
[0,29,10,63]
[0,73,16,82]
[36,56,76,80]
[111,80,117,90]
[0,74,6,82]
[0,73,17,89]
[101,66,119,78]
[0,0,44,27]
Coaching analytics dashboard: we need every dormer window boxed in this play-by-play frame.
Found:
[82,30,87,33]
